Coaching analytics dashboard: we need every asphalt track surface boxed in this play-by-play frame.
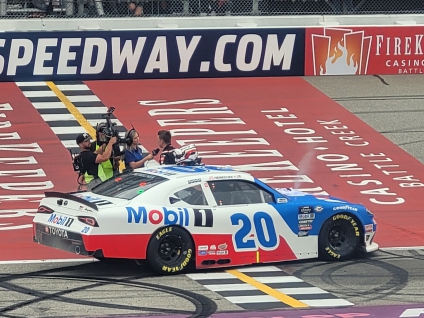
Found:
[1,75,424,318]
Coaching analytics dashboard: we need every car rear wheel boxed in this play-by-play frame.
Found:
[147,226,194,275]
[318,213,361,261]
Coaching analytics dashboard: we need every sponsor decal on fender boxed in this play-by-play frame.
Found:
[314,206,324,212]
[218,243,227,250]
[333,205,358,212]
[365,224,374,232]
[127,206,190,226]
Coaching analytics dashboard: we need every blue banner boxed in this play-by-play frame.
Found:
[0,28,305,81]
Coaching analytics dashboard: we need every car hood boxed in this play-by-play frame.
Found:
[274,188,351,205]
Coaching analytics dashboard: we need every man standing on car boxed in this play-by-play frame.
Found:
[158,130,176,165]
[76,132,117,184]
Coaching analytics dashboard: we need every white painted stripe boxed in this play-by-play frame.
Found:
[78,107,109,114]
[186,272,236,280]
[255,276,303,284]
[68,95,100,102]
[276,287,329,295]
[41,114,76,121]
[226,295,281,304]
[0,258,97,265]
[15,81,47,86]
[56,84,90,91]
[22,90,56,97]
[88,119,122,126]
[203,284,256,292]
[52,126,87,134]
[32,102,66,109]
[381,246,424,250]
[300,299,354,307]
[62,140,84,148]
[236,266,281,273]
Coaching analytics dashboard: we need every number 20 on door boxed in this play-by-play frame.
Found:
[230,211,279,252]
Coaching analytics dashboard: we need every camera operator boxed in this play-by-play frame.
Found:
[158,130,176,165]
[124,129,156,169]
[76,133,117,184]
[91,123,122,179]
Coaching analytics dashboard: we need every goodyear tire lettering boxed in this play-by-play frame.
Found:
[156,226,172,240]
[319,213,362,261]
[148,227,194,275]
[325,246,340,259]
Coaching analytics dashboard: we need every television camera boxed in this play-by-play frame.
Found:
[68,106,127,186]
[97,106,130,146]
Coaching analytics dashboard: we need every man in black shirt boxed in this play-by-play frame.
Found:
[157,130,176,165]
[76,132,117,184]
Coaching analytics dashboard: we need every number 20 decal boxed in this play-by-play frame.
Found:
[230,212,279,251]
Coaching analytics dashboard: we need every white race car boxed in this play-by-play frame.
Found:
[33,165,378,275]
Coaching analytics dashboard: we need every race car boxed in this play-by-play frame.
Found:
[32,164,378,275]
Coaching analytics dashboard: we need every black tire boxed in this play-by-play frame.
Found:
[147,226,194,275]
[318,213,361,261]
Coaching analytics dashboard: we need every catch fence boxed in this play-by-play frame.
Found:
[1,0,423,19]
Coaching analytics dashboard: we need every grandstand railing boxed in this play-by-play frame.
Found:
[0,0,423,18]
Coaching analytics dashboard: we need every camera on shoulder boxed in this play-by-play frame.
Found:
[100,107,131,145]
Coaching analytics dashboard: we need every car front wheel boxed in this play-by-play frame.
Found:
[318,213,361,261]
[147,226,194,275]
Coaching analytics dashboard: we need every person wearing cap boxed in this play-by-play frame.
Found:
[90,123,121,180]
[76,132,117,184]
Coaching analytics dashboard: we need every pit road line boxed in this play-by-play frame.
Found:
[46,81,125,171]
[226,269,309,308]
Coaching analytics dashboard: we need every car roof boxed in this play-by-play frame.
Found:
[134,165,253,181]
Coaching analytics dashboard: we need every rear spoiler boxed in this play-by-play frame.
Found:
[44,191,99,211]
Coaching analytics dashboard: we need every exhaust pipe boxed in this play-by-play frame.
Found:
[75,246,81,255]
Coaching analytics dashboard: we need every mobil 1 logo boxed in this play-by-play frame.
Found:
[193,209,213,227]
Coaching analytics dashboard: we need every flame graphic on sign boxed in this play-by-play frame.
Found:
[321,41,358,75]
[311,28,372,76]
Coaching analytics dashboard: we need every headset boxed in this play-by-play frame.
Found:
[125,126,136,146]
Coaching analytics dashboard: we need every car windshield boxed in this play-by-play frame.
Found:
[91,172,168,200]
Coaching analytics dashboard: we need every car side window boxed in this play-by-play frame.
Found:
[208,180,274,206]
[174,185,209,206]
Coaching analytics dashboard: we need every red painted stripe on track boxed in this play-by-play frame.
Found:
[86,77,424,248]
[0,83,84,261]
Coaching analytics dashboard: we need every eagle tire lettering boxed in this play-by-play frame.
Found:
[318,213,362,261]
[193,209,213,227]
[147,226,194,275]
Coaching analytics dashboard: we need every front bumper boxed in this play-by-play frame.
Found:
[34,223,92,256]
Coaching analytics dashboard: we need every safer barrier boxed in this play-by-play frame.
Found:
[0,25,423,81]
[0,28,305,81]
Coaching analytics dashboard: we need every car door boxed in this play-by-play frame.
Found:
[165,181,215,228]
[204,179,291,266]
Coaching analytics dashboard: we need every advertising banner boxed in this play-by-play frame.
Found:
[305,26,424,76]
[0,28,305,81]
